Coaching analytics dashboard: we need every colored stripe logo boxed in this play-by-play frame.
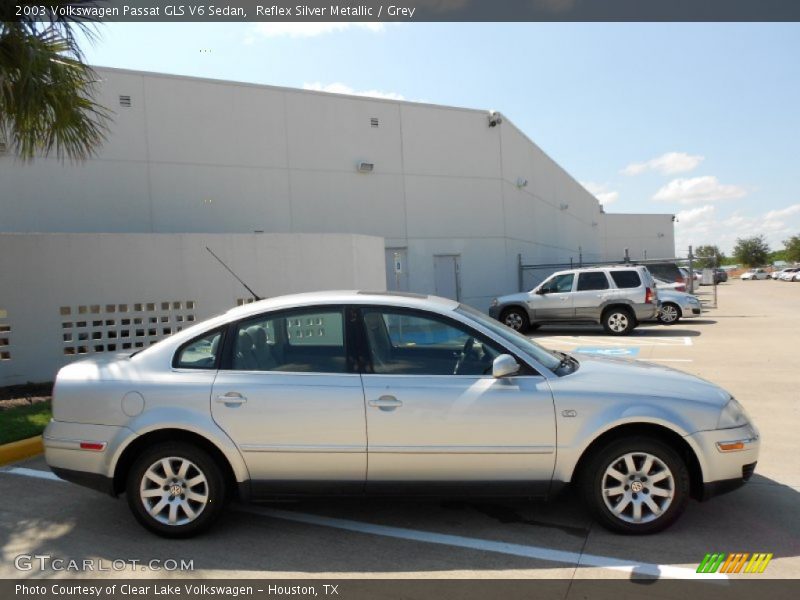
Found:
[697,552,773,574]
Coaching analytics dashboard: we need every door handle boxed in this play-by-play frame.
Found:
[368,395,403,411]
[216,392,247,405]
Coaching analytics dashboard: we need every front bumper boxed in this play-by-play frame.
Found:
[488,305,500,319]
[686,423,760,501]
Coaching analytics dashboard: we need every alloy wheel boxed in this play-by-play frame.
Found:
[601,452,675,524]
[140,456,209,526]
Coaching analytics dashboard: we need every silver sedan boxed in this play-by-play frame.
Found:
[654,289,703,324]
[44,291,759,537]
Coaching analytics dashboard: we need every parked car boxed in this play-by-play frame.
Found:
[653,277,686,292]
[793,271,800,282]
[489,265,658,335]
[44,290,760,537]
[778,268,799,281]
[646,262,686,288]
[741,268,769,280]
[770,268,793,280]
[653,289,702,324]
[714,269,728,284]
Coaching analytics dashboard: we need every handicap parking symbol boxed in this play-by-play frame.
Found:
[574,347,640,357]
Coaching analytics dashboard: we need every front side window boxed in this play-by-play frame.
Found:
[231,308,347,373]
[541,273,574,294]
[362,309,503,376]
[577,272,610,291]
[174,330,222,369]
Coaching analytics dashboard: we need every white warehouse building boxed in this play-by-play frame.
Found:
[0,67,675,383]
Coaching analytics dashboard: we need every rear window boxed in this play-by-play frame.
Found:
[610,270,642,289]
[646,262,683,282]
[577,272,610,291]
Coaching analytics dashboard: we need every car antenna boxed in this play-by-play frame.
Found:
[205,246,262,301]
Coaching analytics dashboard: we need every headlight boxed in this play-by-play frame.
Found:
[717,398,750,429]
[490,298,499,307]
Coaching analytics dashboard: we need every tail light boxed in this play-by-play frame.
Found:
[675,283,686,292]
[645,287,654,304]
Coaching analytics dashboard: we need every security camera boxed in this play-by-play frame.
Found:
[487,111,503,127]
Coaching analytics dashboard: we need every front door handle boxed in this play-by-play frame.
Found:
[216,392,247,405]
[368,395,403,411]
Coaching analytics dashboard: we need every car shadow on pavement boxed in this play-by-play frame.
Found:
[1,469,798,577]
[531,325,703,338]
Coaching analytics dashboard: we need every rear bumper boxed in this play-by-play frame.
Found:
[50,466,115,496]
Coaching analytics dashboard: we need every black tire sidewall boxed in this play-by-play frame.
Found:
[501,307,529,332]
[602,307,634,335]
[657,303,680,325]
[126,442,226,538]
[581,437,690,535]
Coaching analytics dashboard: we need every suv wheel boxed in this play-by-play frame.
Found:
[657,303,681,325]
[127,442,226,538]
[581,437,689,534]
[500,307,529,332]
[602,307,635,335]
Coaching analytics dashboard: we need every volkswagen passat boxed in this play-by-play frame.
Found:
[44,291,759,537]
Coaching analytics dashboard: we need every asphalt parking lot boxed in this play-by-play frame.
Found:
[1,279,798,581]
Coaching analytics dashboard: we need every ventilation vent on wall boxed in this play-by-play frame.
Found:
[370,117,379,127]
[119,95,132,107]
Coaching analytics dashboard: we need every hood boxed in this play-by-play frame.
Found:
[563,353,731,409]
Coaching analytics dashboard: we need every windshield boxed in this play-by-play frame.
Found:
[456,304,562,371]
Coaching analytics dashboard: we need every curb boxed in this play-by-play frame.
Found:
[0,435,43,466]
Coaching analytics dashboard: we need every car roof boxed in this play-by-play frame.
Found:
[223,290,460,320]
[551,265,646,276]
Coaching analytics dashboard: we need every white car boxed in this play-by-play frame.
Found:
[654,290,702,325]
[794,271,800,282]
[778,268,799,281]
[770,268,793,280]
[44,290,760,537]
[654,277,687,293]
[741,269,769,280]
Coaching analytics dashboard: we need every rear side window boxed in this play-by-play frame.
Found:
[610,270,642,289]
[174,330,223,369]
[577,272,610,291]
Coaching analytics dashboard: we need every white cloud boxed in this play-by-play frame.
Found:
[581,182,619,205]
[302,82,406,101]
[652,176,746,205]
[622,152,704,176]
[249,22,385,40]
[674,203,800,254]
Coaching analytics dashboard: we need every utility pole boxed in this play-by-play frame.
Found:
[688,245,694,294]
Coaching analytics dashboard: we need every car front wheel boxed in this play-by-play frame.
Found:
[657,303,681,325]
[127,442,226,538]
[581,437,689,534]
[500,307,530,332]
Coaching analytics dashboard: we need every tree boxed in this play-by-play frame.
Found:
[0,2,109,160]
[694,245,726,269]
[733,235,770,267]
[784,234,800,264]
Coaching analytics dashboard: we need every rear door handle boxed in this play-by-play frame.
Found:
[368,395,403,411]
[216,392,247,405]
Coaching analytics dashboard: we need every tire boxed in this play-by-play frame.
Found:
[580,437,690,534]
[657,303,681,325]
[601,307,635,335]
[500,307,530,332]
[126,442,226,538]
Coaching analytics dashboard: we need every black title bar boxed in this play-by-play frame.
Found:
[6,0,800,23]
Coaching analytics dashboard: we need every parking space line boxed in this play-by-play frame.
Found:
[537,336,693,348]
[238,505,723,580]
[637,359,693,363]
[2,462,723,581]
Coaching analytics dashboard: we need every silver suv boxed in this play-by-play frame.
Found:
[489,266,658,335]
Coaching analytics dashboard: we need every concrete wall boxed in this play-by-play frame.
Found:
[602,214,677,261]
[0,67,673,310]
[0,233,385,384]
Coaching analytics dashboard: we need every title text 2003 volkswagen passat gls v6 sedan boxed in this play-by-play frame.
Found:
[45,291,759,537]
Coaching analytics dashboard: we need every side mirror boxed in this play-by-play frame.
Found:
[535,288,547,295]
[492,354,520,378]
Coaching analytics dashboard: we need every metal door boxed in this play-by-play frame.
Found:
[433,254,461,301]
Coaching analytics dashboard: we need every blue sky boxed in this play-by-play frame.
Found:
[79,22,800,255]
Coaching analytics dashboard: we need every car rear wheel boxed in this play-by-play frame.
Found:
[602,307,635,335]
[127,442,226,538]
[581,437,689,534]
[657,303,681,325]
[500,307,529,332]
